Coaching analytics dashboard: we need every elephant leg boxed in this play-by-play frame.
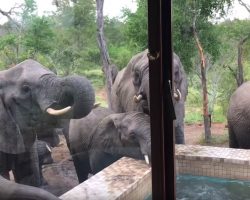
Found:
[175,125,185,144]
[71,150,91,183]
[174,102,185,144]
[12,144,42,187]
[89,151,120,175]
[228,125,239,148]
[0,152,13,180]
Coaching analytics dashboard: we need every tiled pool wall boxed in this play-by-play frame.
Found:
[60,145,250,199]
[176,145,250,180]
[60,157,152,200]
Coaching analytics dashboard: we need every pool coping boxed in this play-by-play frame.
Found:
[176,145,250,180]
[60,157,152,200]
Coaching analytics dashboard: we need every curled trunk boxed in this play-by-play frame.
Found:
[39,74,95,119]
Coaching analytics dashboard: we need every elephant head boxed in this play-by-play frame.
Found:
[0,59,95,154]
[91,111,151,166]
[131,49,150,114]
[112,49,149,114]
[173,53,188,102]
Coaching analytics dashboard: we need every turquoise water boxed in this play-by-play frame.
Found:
[146,175,250,200]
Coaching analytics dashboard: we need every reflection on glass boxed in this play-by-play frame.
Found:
[174,0,250,199]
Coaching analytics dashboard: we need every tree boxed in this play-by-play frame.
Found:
[122,0,147,52]
[23,16,55,59]
[173,0,233,142]
[96,0,113,108]
[217,19,250,87]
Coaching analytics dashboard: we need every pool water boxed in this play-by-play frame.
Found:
[146,175,250,200]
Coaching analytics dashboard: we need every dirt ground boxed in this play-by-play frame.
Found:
[41,122,229,197]
[185,122,228,146]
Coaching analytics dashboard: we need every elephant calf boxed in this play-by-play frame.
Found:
[69,107,151,183]
[36,140,53,185]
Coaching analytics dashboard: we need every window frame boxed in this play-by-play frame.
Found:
[148,0,175,199]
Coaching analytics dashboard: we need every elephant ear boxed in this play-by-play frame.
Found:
[92,114,125,151]
[0,96,26,154]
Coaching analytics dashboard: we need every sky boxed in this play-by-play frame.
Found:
[0,0,249,24]
[0,0,137,24]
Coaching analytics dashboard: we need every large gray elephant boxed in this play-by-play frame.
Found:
[69,107,151,183]
[227,81,250,148]
[0,175,60,200]
[0,59,95,193]
[111,50,188,144]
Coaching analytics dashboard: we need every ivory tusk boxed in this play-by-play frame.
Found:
[46,144,52,153]
[177,89,182,100]
[133,94,143,103]
[174,89,182,101]
[93,103,101,109]
[46,106,71,116]
[144,155,150,165]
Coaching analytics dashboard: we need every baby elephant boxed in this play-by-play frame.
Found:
[36,140,53,185]
[69,107,151,183]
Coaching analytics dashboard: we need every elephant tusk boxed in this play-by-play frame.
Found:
[93,103,101,109]
[174,89,182,101]
[133,94,143,103]
[177,89,182,100]
[144,155,150,165]
[46,106,71,116]
[46,144,52,152]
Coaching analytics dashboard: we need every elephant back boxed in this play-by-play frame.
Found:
[69,107,114,152]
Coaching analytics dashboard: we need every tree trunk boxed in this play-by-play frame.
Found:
[96,0,113,108]
[237,34,250,87]
[192,17,211,143]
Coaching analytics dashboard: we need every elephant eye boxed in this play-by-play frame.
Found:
[133,71,141,86]
[22,84,31,93]
[129,131,136,140]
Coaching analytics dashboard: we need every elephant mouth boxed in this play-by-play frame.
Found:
[133,93,149,114]
[45,92,74,117]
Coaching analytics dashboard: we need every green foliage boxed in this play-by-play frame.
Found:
[173,0,233,72]
[122,0,147,51]
[23,16,55,58]
[0,34,19,67]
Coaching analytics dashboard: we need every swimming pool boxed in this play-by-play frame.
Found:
[146,175,250,200]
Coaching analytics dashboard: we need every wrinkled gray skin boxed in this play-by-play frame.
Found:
[111,49,149,114]
[0,175,60,200]
[111,50,188,144]
[69,107,151,183]
[36,140,53,186]
[37,128,60,147]
[227,81,250,148]
[0,59,94,198]
[172,53,188,144]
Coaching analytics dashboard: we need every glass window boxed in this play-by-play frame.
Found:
[0,0,156,199]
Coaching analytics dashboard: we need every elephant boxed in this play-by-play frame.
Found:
[36,140,54,185]
[172,53,188,144]
[0,175,60,200]
[111,50,188,144]
[37,127,60,148]
[227,81,250,148]
[69,106,151,183]
[0,59,95,193]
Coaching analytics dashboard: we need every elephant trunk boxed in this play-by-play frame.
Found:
[0,176,60,200]
[39,74,95,119]
[58,75,95,119]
